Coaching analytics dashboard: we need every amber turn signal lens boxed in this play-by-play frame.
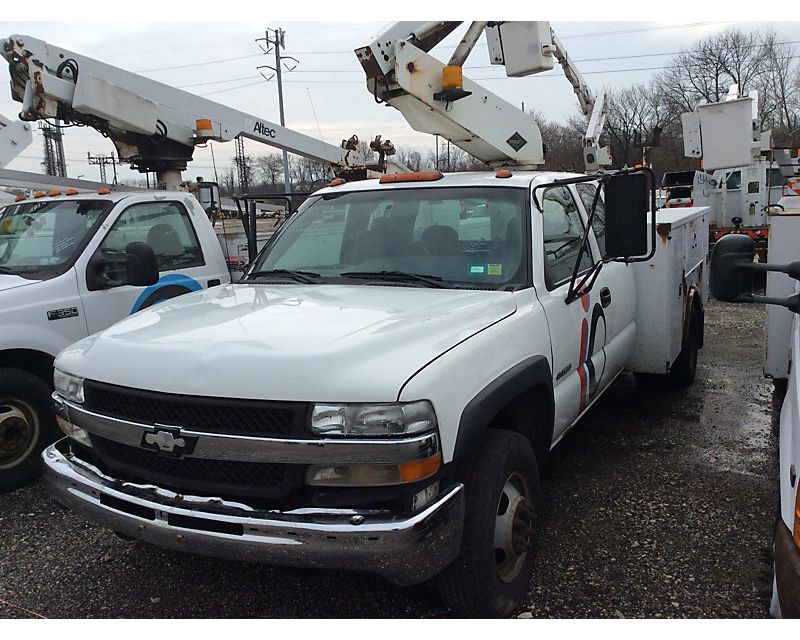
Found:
[399,453,442,483]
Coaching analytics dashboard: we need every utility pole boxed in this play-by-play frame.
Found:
[87,152,118,184]
[40,121,67,177]
[256,27,298,195]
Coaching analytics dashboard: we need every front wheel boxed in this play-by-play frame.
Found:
[0,368,58,492]
[437,430,542,618]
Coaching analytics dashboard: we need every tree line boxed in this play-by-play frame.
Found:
[217,26,800,196]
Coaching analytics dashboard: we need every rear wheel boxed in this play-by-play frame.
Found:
[669,306,701,387]
[437,430,541,618]
[0,368,57,492]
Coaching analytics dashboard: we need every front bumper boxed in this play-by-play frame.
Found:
[43,438,465,586]
[775,518,800,618]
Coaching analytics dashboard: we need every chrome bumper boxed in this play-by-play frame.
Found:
[43,439,465,586]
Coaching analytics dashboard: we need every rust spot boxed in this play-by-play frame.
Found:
[406,61,415,73]
[656,222,671,243]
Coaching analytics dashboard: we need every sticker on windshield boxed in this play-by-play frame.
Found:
[467,264,487,275]
[487,264,503,276]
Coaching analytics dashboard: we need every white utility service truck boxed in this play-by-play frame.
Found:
[45,167,709,617]
[32,22,708,617]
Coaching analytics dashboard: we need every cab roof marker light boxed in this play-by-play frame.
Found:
[48,189,62,197]
[379,171,443,184]
[33,191,45,198]
[65,188,79,195]
[97,187,111,195]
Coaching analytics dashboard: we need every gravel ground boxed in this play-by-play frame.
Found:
[0,300,779,618]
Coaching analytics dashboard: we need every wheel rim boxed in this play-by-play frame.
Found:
[493,471,536,584]
[0,399,39,470]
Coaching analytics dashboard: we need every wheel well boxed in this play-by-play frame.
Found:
[0,349,55,388]
[487,383,553,465]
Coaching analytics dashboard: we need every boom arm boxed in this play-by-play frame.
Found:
[356,22,610,172]
[2,34,347,188]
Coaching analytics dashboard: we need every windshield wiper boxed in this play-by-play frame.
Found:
[340,270,453,289]
[244,268,322,284]
[0,265,18,274]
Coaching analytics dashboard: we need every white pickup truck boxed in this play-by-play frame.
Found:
[0,189,229,490]
[45,168,708,617]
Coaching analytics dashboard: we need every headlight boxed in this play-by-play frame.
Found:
[53,368,84,404]
[310,401,437,437]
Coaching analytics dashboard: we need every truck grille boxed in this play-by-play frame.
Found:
[83,380,309,438]
[89,435,303,500]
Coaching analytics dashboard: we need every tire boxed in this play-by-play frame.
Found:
[669,307,701,387]
[438,430,542,618]
[0,368,58,492]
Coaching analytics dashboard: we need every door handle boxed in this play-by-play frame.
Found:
[600,287,612,308]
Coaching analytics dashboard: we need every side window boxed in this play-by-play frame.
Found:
[542,186,592,287]
[95,201,204,284]
[726,171,741,191]
[575,183,606,257]
[768,168,787,188]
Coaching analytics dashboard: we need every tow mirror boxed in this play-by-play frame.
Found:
[603,172,650,259]
[709,234,755,302]
[124,242,159,287]
[86,241,159,290]
[710,233,800,313]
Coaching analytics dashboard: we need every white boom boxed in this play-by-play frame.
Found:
[2,34,368,189]
[355,21,610,172]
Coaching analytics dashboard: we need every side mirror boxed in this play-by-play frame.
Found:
[124,241,159,287]
[86,242,159,290]
[709,234,755,302]
[603,172,650,259]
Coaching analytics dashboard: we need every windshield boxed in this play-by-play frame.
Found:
[248,187,529,289]
[0,199,109,272]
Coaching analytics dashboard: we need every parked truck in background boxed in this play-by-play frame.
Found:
[0,189,230,489]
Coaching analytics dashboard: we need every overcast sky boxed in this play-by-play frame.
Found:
[3,10,800,184]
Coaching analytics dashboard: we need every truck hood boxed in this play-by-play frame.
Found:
[0,273,40,292]
[57,284,517,402]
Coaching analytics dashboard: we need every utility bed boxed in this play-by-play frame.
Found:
[628,206,710,374]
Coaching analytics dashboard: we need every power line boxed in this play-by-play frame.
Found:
[283,21,733,55]
[135,54,262,73]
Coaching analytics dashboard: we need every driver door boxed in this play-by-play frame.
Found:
[78,200,208,335]
[536,185,620,441]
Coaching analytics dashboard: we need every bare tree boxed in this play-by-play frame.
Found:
[255,154,284,187]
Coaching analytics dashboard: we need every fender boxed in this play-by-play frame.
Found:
[453,355,553,463]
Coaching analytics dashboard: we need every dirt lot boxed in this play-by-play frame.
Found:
[0,300,779,618]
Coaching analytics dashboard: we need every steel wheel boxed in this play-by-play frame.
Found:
[0,398,39,470]
[493,471,536,583]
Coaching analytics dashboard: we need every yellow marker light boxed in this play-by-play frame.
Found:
[442,65,463,90]
[65,188,79,195]
[48,189,62,197]
[33,191,46,198]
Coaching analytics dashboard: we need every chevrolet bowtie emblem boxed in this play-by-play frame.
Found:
[144,430,186,452]
[140,425,198,455]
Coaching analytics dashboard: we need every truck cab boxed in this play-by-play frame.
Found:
[0,190,229,490]
[44,170,707,617]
